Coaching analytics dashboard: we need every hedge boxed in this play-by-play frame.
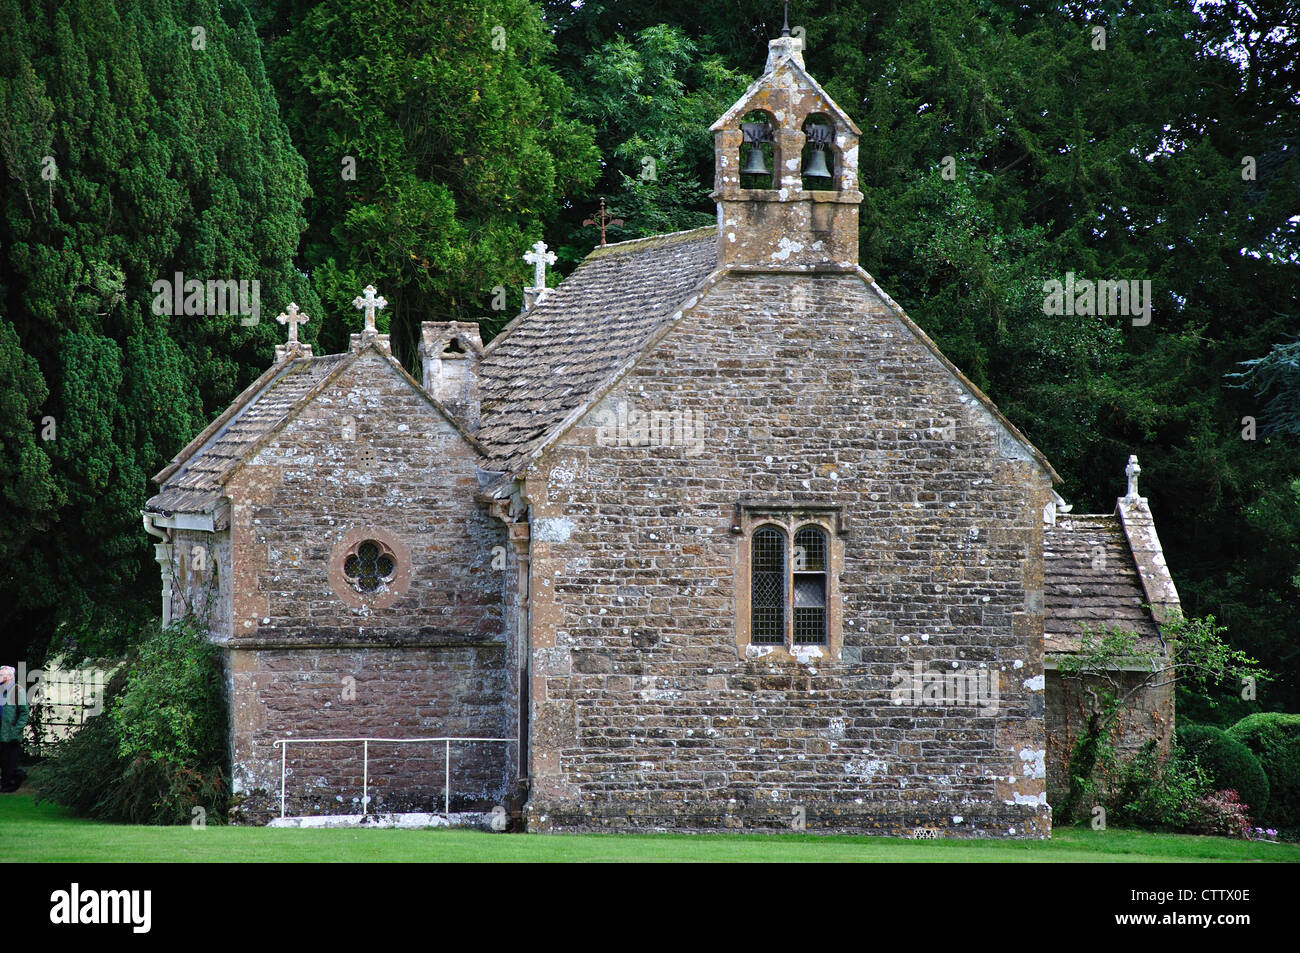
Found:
[1226,713,1300,829]
[1176,723,1269,817]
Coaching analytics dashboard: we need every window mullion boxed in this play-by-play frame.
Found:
[780,520,790,647]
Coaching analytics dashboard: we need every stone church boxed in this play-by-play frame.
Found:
[143,32,1180,835]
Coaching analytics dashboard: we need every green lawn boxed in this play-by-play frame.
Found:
[2,794,1297,862]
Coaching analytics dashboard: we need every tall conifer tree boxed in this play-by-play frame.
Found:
[0,0,312,661]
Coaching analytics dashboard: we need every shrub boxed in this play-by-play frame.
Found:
[1226,713,1300,829]
[1105,741,1210,831]
[1176,723,1270,817]
[113,617,225,770]
[1054,614,1264,825]
[1187,789,1254,839]
[35,617,226,824]
[1082,741,1263,839]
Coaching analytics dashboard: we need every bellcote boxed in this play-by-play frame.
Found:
[710,33,862,269]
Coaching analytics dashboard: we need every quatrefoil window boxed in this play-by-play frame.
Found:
[343,540,395,592]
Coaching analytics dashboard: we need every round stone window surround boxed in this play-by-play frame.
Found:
[328,527,412,609]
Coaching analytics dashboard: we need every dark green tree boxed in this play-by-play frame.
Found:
[1230,337,1300,437]
[263,0,600,350]
[0,0,313,663]
[559,25,748,255]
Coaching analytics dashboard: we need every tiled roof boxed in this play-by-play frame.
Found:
[145,354,350,515]
[475,227,718,472]
[149,224,1066,514]
[1043,513,1164,655]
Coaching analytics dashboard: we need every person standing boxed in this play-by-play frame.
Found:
[0,665,28,792]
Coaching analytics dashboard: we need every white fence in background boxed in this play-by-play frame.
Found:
[16,659,121,748]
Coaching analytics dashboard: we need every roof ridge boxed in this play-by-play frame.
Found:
[481,227,717,358]
[475,230,721,470]
[149,352,359,511]
[482,265,728,481]
[584,226,715,257]
[210,345,486,494]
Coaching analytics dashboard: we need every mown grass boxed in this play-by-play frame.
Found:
[2,794,1297,862]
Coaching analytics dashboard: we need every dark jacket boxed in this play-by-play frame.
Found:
[0,690,28,743]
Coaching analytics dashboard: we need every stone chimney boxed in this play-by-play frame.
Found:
[419,321,483,429]
[709,32,863,270]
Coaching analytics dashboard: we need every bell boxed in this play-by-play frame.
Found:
[804,123,833,178]
[740,121,772,176]
[803,147,832,178]
[742,146,770,176]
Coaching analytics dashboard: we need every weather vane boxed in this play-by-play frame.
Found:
[582,197,624,246]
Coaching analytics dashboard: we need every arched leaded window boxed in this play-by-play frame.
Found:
[735,508,842,657]
[751,526,786,644]
[792,525,828,645]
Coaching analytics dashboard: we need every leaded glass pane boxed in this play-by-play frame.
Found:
[752,527,785,644]
[792,525,827,644]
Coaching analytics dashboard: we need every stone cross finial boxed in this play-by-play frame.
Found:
[276,302,309,344]
[352,285,387,334]
[1125,454,1142,499]
[523,240,556,291]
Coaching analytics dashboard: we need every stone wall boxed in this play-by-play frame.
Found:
[220,351,513,821]
[522,271,1055,836]
[228,645,509,820]
[224,352,504,642]
[1044,668,1175,808]
[166,528,230,635]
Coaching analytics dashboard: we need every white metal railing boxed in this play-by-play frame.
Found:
[270,736,513,820]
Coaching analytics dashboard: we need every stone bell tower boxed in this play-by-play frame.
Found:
[710,30,863,269]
